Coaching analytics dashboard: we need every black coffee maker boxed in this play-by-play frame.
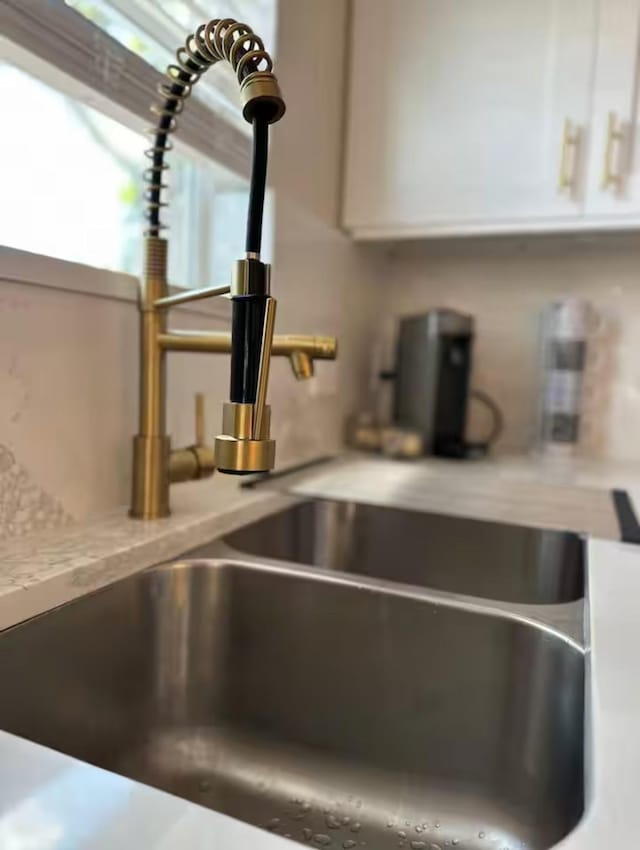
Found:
[390,310,500,458]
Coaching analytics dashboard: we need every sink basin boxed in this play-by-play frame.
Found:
[0,559,584,850]
[222,500,584,604]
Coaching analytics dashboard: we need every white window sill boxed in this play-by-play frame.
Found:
[0,245,232,321]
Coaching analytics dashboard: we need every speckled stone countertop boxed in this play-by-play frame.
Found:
[0,452,632,632]
[0,474,295,630]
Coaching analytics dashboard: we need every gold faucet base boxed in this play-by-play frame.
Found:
[131,435,171,519]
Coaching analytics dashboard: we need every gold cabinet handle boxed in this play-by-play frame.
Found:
[602,111,624,191]
[558,118,580,192]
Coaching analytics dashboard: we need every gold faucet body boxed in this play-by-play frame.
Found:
[130,17,337,519]
[130,238,337,519]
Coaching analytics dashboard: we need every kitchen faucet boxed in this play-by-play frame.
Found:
[131,17,338,519]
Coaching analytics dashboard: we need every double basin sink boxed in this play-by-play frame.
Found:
[0,498,586,850]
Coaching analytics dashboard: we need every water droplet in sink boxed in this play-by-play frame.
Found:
[302,828,313,841]
[452,841,460,847]
[350,823,361,834]
[415,826,423,833]
[313,834,332,846]
[267,818,281,831]
[410,842,426,850]
[405,821,411,827]
[343,842,357,849]
[434,822,441,829]
[326,815,341,830]
[293,803,311,820]
[342,816,351,826]
[397,831,407,840]
[478,832,486,839]
[387,822,395,829]
[430,844,442,850]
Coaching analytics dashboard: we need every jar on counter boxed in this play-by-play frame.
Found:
[536,297,601,455]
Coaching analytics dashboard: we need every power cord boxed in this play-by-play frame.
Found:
[463,389,504,458]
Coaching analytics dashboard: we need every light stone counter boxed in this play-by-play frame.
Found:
[0,730,290,850]
[288,455,623,539]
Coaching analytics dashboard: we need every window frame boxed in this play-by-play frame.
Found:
[0,0,253,312]
[1,0,252,180]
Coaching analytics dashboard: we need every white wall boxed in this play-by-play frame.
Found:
[269,0,383,464]
[0,0,382,539]
[378,235,640,461]
[0,275,235,533]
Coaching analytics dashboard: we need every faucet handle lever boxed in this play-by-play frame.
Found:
[168,392,215,484]
[153,284,230,311]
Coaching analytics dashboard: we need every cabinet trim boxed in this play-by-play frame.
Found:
[346,216,640,241]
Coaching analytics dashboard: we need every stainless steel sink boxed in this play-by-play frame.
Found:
[221,500,584,604]
[0,559,584,850]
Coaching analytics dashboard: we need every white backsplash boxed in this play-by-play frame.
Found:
[0,278,214,528]
[378,236,640,461]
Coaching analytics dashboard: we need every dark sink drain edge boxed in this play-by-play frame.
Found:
[612,489,640,544]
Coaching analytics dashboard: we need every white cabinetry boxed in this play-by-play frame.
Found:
[343,0,640,238]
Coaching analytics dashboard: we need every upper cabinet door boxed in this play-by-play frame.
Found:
[585,0,640,217]
[343,0,597,238]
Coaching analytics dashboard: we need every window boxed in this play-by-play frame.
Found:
[1,0,276,290]
[0,61,248,288]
